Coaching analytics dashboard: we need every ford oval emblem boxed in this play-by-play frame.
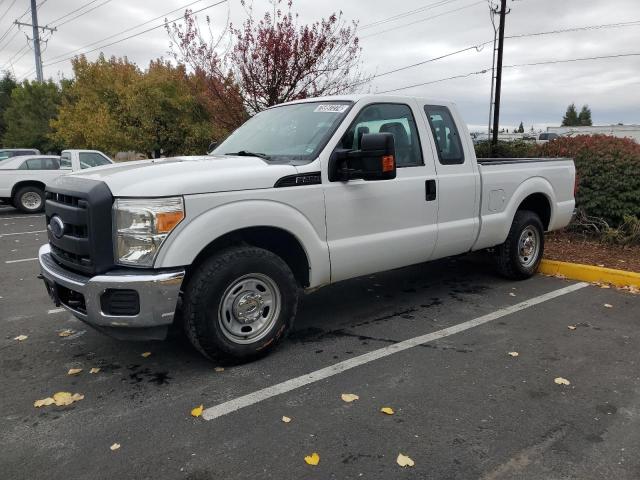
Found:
[49,215,65,239]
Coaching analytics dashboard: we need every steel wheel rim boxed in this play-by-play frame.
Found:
[21,191,41,210]
[218,273,281,344]
[518,226,540,268]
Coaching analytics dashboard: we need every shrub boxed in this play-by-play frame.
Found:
[474,140,537,158]
[538,135,640,227]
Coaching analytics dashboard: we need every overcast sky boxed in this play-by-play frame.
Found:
[1,0,639,130]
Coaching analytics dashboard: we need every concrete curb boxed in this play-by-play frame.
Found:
[538,259,640,288]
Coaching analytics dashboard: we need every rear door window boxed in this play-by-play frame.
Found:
[21,157,60,170]
[424,105,465,165]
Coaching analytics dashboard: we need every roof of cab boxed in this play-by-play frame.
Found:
[275,94,457,109]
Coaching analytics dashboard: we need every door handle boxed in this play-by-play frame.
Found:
[425,179,437,201]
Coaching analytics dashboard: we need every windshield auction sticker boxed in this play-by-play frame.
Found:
[314,104,350,113]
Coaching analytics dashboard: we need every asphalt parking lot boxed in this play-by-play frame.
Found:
[1,204,640,480]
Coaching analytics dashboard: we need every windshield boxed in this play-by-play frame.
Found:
[213,101,352,164]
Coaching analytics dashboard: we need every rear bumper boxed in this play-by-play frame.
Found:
[38,244,184,340]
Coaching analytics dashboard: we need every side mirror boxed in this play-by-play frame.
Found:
[207,141,218,154]
[330,132,397,182]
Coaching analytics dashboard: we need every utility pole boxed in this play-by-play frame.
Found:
[14,0,56,82]
[491,0,508,145]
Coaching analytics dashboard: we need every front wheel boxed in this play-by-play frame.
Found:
[182,246,299,362]
[15,185,45,213]
[495,210,545,279]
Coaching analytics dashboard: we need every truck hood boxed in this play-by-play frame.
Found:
[57,155,299,197]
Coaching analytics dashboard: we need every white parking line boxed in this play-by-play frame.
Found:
[5,257,38,264]
[0,230,46,237]
[48,308,66,314]
[202,282,590,421]
[1,215,45,220]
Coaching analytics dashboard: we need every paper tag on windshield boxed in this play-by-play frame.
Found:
[314,104,349,113]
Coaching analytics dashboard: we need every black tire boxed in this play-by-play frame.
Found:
[495,210,545,280]
[182,246,299,362]
[14,185,45,213]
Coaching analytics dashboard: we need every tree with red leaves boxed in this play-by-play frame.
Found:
[167,0,367,118]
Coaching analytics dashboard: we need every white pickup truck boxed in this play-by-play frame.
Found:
[38,95,575,361]
[0,149,112,212]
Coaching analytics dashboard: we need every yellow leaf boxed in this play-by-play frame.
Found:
[380,407,394,415]
[141,352,152,358]
[191,405,204,417]
[507,351,519,357]
[34,397,55,408]
[554,377,571,386]
[341,393,359,403]
[396,453,415,467]
[214,367,224,372]
[304,453,320,466]
[568,325,577,330]
[52,391,84,406]
[282,416,292,423]
[604,304,613,308]
[110,443,121,451]
[599,284,610,289]
[67,368,83,376]
[14,335,28,341]
[58,329,75,337]
[89,367,101,374]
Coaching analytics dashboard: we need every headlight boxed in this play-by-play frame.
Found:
[114,197,184,267]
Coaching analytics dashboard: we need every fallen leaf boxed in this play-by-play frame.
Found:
[141,352,152,358]
[396,453,415,468]
[341,393,359,403]
[34,397,55,408]
[52,391,84,406]
[191,405,204,417]
[89,367,101,374]
[507,351,519,357]
[380,407,394,415]
[568,325,577,330]
[282,416,292,423]
[14,335,28,341]
[304,452,320,466]
[67,368,83,376]
[603,304,613,308]
[110,443,120,451]
[509,292,516,297]
[214,367,224,372]
[554,377,571,386]
[58,329,75,337]
[599,284,610,289]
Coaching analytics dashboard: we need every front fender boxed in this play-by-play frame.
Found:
[154,199,331,288]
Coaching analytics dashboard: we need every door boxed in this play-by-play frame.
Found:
[421,104,479,259]
[323,102,438,283]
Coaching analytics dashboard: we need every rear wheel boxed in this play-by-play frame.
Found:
[15,186,45,213]
[182,246,299,362]
[496,210,545,279]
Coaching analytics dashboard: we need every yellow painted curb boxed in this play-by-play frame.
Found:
[538,259,640,288]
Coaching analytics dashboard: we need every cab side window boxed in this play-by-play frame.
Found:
[79,152,111,169]
[424,105,464,165]
[339,103,423,167]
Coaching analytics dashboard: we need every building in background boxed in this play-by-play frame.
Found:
[547,124,640,142]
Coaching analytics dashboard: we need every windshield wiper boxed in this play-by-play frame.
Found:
[225,150,271,160]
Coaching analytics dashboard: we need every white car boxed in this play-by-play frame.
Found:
[0,150,113,213]
[0,148,41,161]
[39,95,576,361]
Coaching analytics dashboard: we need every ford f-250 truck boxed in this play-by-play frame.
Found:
[38,95,575,361]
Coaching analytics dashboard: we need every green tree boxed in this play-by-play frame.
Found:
[2,79,62,152]
[517,121,524,133]
[561,103,579,126]
[578,105,592,126]
[51,55,217,157]
[0,71,18,142]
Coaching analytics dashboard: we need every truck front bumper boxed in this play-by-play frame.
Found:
[38,244,184,340]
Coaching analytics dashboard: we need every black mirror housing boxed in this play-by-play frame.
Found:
[330,132,397,182]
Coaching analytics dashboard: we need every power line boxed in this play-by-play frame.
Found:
[47,0,103,25]
[378,68,491,94]
[360,1,486,39]
[41,0,228,68]
[50,0,114,28]
[359,0,462,30]
[503,52,640,68]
